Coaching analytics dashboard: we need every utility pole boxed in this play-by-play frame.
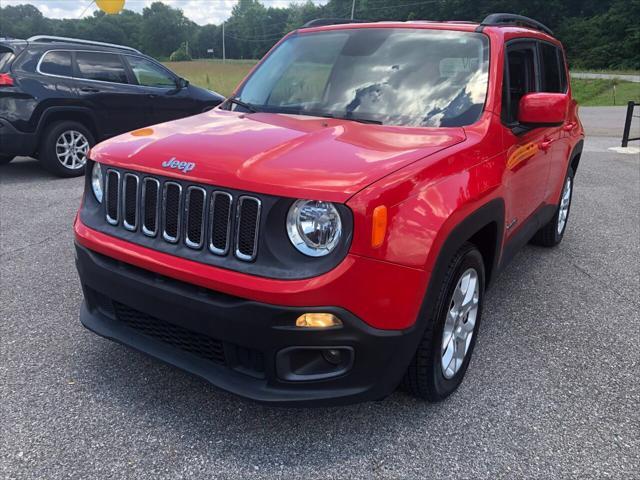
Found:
[222,21,226,63]
[350,0,356,20]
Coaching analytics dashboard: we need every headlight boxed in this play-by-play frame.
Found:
[287,199,342,257]
[91,162,103,203]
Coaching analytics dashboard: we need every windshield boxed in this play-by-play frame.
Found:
[233,28,489,127]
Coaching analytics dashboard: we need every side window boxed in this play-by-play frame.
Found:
[126,56,176,88]
[502,45,537,124]
[75,51,128,84]
[39,51,73,77]
[540,43,563,93]
[557,48,568,92]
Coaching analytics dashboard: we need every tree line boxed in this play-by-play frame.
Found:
[0,0,638,69]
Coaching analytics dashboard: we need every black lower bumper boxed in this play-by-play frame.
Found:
[75,243,421,406]
[0,118,37,157]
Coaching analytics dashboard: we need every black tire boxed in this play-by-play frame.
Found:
[39,120,95,178]
[531,167,574,247]
[0,155,15,165]
[403,243,485,401]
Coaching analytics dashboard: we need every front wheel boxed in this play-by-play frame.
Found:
[403,243,485,401]
[39,121,94,178]
[531,168,574,247]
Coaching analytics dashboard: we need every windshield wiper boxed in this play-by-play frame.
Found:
[225,96,260,113]
[342,116,383,125]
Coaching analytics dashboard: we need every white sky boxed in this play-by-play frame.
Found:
[0,0,328,26]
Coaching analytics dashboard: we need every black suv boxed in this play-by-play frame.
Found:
[0,36,224,177]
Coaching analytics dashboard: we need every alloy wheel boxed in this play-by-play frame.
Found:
[56,130,90,170]
[441,268,480,379]
[557,176,572,234]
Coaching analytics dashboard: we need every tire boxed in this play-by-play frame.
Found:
[403,243,485,401]
[0,155,15,165]
[531,167,574,247]
[39,121,94,178]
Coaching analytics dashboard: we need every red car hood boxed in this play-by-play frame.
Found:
[91,109,466,202]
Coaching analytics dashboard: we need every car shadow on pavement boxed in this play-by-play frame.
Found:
[82,337,442,469]
[0,157,75,185]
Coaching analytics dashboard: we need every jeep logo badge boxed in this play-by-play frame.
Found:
[161,157,195,173]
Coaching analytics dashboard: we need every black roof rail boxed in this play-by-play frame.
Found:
[26,35,140,54]
[301,18,368,28]
[479,13,553,36]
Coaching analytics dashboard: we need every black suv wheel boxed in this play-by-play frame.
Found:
[40,121,94,178]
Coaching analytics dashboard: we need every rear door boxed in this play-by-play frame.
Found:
[124,55,197,124]
[501,41,551,237]
[73,50,149,138]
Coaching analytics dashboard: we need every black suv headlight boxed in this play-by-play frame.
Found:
[286,200,342,257]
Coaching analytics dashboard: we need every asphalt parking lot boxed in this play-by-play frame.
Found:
[1,107,639,479]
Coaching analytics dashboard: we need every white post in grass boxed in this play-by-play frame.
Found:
[350,0,356,20]
[222,22,226,63]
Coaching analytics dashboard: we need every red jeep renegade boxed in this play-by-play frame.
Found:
[74,14,584,405]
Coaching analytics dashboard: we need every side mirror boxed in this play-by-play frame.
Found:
[176,77,189,89]
[518,93,568,126]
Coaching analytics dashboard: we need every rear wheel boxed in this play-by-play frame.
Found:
[0,155,15,165]
[403,243,485,401]
[531,167,574,247]
[40,121,94,177]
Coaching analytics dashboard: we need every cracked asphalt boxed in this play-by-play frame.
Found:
[1,107,639,479]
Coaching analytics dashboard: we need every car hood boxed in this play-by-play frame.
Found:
[91,109,466,202]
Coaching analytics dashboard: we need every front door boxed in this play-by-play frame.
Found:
[501,41,552,239]
[124,55,196,125]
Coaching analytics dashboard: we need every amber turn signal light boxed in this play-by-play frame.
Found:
[371,205,388,248]
[295,313,342,328]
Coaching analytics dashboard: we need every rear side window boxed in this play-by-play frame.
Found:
[540,43,564,93]
[76,51,128,84]
[39,51,73,77]
[0,49,16,73]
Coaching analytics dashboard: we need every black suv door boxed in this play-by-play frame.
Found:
[73,50,149,138]
[124,55,198,124]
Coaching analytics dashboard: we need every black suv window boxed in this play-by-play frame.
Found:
[0,48,15,73]
[540,43,564,93]
[126,56,175,88]
[39,51,73,77]
[502,43,538,124]
[76,51,128,84]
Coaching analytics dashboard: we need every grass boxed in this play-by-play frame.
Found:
[163,59,256,97]
[571,78,640,106]
[571,68,640,76]
[164,59,640,107]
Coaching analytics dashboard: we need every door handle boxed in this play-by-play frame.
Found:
[540,138,555,151]
[80,87,100,93]
[147,94,157,99]
[562,122,576,132]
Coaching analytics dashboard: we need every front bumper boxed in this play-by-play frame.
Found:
[0,118,37,157]
[76,243,424,406]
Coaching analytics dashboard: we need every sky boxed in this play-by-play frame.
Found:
[1,0,328,26]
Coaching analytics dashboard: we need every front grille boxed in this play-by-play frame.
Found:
[105,170,120,225]
[235,196,261,261]
[113,301,226,365]
[103,169,261,261]
[123,173,139,231]
[142,178,160,236]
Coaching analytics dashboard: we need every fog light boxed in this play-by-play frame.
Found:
[322,348,343,365]
[295,313,342,328]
